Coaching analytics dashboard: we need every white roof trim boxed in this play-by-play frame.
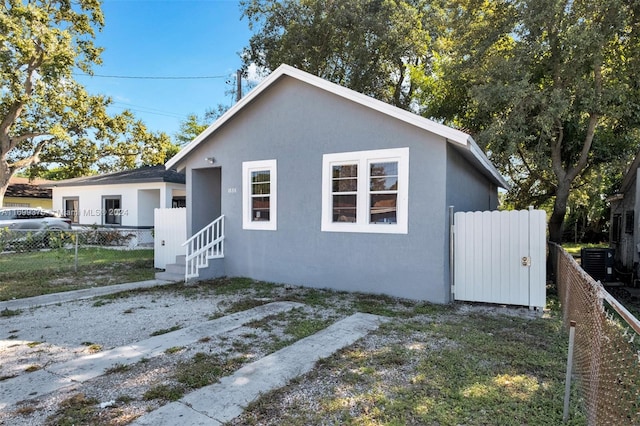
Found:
[166,64,508,188]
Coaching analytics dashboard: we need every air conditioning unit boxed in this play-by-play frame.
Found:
[580,248,615,282]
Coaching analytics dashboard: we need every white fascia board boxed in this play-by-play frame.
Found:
[165,66,290,170]
[165,64,504,189]
[466,137,510,189]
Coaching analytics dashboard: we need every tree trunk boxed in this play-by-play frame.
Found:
[549,179,571,243]
[0,159,12,208]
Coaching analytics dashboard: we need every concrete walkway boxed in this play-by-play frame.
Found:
[0,301,304,410]
[0,279,175,311]
[1,282,389,424]
[133,313,389,426]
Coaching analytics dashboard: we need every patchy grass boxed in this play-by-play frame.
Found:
[212,277,266,295]
[0,308,22,317]
[165,346,185,354]
[229,301,587,426]
[150,325,182,337]
[104,363,131,375]
[143,384,185,402]
[174,352,248,389]
[81,342,102,353]
[0,276,592,424]
[0,249,154,301]
[45,393,100,426]
[13,404,37,416]
[223,298,269,313]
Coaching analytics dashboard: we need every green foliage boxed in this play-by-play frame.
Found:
[149,325,182,337]
[173,106,229,146]
[142,384,185,402]
[241,0,434,109]
[45,393,100,426]
[0,0,178,204]
[104,363,131,374]
[174,352,247,389]
[0,308,22,317]
[426,0,640,241]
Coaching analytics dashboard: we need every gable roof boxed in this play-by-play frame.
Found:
[618,150,640,195]
[6,176,53,199]
[43,166,185,188]
[166,64,508,189]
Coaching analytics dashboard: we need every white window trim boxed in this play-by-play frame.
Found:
[242,159,277,230]
[322,147,409,234]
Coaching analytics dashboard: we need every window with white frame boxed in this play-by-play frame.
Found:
[243,159,277,230]
[322,147,409,234]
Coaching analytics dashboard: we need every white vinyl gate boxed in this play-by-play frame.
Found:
[154,208,187,269]
[452,208,546,309]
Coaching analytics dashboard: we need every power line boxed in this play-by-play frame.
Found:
[112,101,189,118]
[73,72,229,80]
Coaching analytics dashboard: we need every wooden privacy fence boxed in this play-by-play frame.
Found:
[154,207,186,269]
[452,208,546,309]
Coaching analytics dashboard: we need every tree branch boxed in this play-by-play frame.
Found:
[550,121,566,182]
[8,138,52,173]
[567,61,602,183]
[8,133,48,151]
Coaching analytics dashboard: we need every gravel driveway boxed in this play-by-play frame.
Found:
[0,279,546,426]
[0,279,369,424]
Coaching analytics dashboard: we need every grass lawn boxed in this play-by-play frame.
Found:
[561,242,608,256]
[28,278,587,425]
[0,248,155,301]
[229,290,585,425]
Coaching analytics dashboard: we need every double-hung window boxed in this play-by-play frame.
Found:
[322,148,409,234]
[243,159,277,230]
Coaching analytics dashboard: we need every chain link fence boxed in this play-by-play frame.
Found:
[0,227,154,272]
[549,242,640,424]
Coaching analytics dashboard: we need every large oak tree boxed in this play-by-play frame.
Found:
[0,0,175,205]
[425,0,640,242]
[241,0,436,109]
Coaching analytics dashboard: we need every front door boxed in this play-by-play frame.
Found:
[191,167,222,234]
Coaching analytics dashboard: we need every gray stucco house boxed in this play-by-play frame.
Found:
[166,64,508,303]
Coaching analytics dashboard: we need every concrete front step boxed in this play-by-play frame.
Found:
[155,271,184,282]
[164,262,185,275]
[156,254,187,281]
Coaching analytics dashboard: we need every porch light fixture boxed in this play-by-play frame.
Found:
[205,157,215,164]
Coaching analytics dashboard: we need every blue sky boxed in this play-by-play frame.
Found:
[75,0,256,139]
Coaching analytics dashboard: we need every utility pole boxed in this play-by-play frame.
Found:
[236,69,242,102]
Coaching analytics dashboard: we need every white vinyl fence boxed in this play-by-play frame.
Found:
[453,208,546,309]
[154,208,186,269]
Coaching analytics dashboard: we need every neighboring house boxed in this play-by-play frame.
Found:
[166,64,508,303]
[48,166,186,228]
[609,151,640,273]
[4,177,53,209]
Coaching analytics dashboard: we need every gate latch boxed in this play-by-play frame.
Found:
[521,256,531,267]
